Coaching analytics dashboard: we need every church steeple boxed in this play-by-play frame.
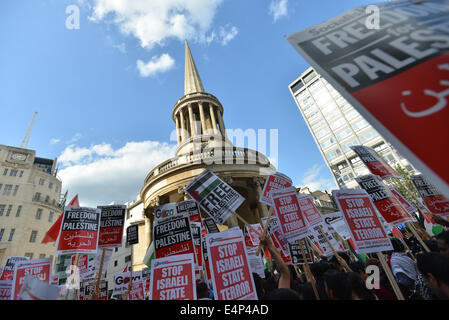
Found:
[184,40,205,95]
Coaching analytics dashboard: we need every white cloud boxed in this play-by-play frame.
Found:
[269,0,288,22]
[300,164,337,192]
[68,132,82,144]
[89,0,226,49]
[137,53,175,77]
[218,24,238,46]
[50,138,61,145]
[58,141,177,207]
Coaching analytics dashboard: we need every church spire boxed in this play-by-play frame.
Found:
[184,40,205,95]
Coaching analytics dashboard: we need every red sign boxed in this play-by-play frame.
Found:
[356,175,414,225]
[0,256,29,281]
[206,229,258,300]
[128,281,145,300]
[271,187,309,242]
[412,175,449,216]
[97,205,126,248]
[246,223,263,247]
[149,254,196,300]
[287,0,449,198]
[259,172,293,206]
[389,186,417,217]
[0,281,12,300]
[297,194,323,227]
[56,207,101,255]
[71,254,89,275]
[12,258,52,300]
[333,189,393,254]
[350,146,400,179]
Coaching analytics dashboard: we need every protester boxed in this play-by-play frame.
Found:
[323,269,352,300]
[346,272,376,300]
[258,233,291,289]
[436,231,449,257]
[417,253,449,300]
[196,281,211,300]
[389,238,420,293]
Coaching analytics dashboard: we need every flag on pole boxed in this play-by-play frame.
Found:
[41,194,80,243]
[123,264,129,273]
[143,241,155,268]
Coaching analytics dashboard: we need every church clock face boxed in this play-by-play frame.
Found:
[11,153,27,161]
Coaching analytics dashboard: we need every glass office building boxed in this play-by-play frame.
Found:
[289,67,415,189]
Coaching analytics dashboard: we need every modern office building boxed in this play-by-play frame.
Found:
[288,67,416,189]
[0,144,63,270]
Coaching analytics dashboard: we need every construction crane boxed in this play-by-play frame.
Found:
[20,112,37,148]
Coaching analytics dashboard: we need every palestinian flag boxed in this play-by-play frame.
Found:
[185,169,222,202]
[142,241,155,268]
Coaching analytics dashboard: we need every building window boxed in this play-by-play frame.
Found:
[3,169,8,176]
[3,185,12,196]
[55,186,59,193]
[49,182,53,189]
[45,195,50,203]
[36,208,42,220]
[0,205,5,216]
[16,205,22,217]
[0,229,4,241]
[39,178,45,186]
[30,231,38,243]
[49,211,54,222]
[8,229,15,241]
[9,169,18,177]
[6,205,12,216]
[33,192,41,201]
[0,184,2,192]
[114,260,118,267]
[25,252,33,259]
[12,185,19,196]
[39,254,46,259]
[19,170,24,177]
[125,255,131,263]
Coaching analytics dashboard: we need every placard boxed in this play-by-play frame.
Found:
[56,206,101,255]
[288,239,312,265]
[12,258,52,300]
[297,194,323,227]
[205,229,258,300]
[126,224,139,246]
[259,172,293,206]
[271,187,309,242]
[149,253,196,300]
[350,146,400,179]
[177,200,203,225]
[154,203,177,222]
[333,189,393,254]
[411,174,449,216]
[0,256,29,281]
[97,205,126,248]
[203,217,220,234]
[185,169,245,225]
[389,186,417,217]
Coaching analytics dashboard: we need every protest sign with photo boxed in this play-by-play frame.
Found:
[149,253,196,300]
[356,174,415,225]
[185,169,245,225]
[126,224,139,246]
[259,172,293,207]
[113,270,142,296]
[288,239,313,265]
[308,223,344,256]
[411,175,449,216]
[56,206,101,255]
[11,258,52,300]
[286,0,449,197]
[0,281,12,300]
[153,213,196,260]
[297,194,323,227]
[177,200,203,225]
[97,205,126,248]
[323,212,352,240]
[333,189,393,254]
[154,203,177,222]
[205,229,258,300]
[0,256,29,281]
[271,187,309,242]
[128,280,145,300]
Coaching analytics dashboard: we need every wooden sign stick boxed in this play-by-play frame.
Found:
[234,212,262,237]
[71,253,81,300]
[255,208,274,256]
[306,237,323,259]
[395,228,417,262]
[406,222,430,252]
[126,265,133,300]
[297,240,320,300]
[317,225,349,272]
[376,252,405,300]
[89,248,106,300]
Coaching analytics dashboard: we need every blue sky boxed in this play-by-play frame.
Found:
[0,0,376,206]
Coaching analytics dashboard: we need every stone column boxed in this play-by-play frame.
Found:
[180,109,186,141]
[217,110,227,139]
[199,102,207,135]
[252,177,270,219]
[174,115,181,144]
[209,104,218,134]
[188,104,195,138]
